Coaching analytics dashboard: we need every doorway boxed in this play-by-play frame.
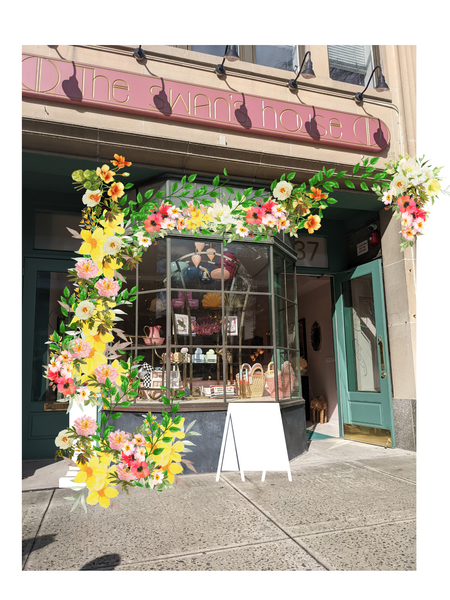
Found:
[22,257,73,459]
[297,275,339,440]
[297,259,396,447]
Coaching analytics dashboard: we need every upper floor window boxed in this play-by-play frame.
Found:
[190,45,226,58]
[181,45,300,73]
[328,45,375,86]
[254,45,298,72]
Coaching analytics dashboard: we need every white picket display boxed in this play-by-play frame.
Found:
[216,403,292,482]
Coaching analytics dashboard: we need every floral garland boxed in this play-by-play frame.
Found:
[372,154,445,250]
[46,151,443,510]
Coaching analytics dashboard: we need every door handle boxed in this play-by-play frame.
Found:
[378,336,386,372]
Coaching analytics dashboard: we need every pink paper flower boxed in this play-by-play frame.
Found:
[56,376,76,396]
[95,364,119,384]
[396,195,416,214]
[116,463,135,482]
[75,258,100,280]
[70,339,92,359]
[95,277,120,298]
[133,434,146,446]
[73,414,97,436]
[108,429,129,451]
[246,207,264,225]
[121,441,135,456]
[144,213,163,233]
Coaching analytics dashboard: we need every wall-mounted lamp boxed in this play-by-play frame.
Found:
[288,51,316,90]
[215,45,240,76]
[354,65,389,102]
[133,46,146,62]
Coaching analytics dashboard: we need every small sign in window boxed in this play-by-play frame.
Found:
[295,236,328,268]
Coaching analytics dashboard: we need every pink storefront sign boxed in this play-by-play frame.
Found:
[22,54,390,152]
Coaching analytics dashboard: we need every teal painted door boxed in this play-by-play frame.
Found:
[23,258,73,459]
[334,259,395,447]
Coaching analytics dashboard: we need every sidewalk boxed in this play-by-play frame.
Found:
[22,438,416,571]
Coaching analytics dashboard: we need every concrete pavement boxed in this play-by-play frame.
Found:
[22,438,416,571]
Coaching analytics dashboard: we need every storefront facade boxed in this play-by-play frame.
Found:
[22,44,417,466]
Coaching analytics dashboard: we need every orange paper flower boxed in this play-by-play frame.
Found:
[111,154,132,169]
[96,164,115,184]
[307,187,328,202]
[304,214,321,234]
[108,181,125,202]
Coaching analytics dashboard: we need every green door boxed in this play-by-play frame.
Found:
[23,257,74,459]
[333,259,395,447]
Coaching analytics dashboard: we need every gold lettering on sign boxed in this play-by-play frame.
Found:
[170,89,191,114]
[194,94,211,118]
[214,97,231,122]
[329,117,343,139]
[261,101,277,130]
[22,57,61,94]
[22,55,39,92]
[353,115,370,146]
[78,66,94,97]
[92,73,111,100]
[112,78,130,103]
[280,108,302,133]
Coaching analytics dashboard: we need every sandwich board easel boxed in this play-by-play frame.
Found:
[216,402,292,482]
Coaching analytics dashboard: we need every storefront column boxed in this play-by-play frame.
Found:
[379,208,416,451]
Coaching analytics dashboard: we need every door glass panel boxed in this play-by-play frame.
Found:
[342,274,380,392]
[31,271,70,402]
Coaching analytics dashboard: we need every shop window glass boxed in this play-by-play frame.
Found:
[254,45,298,72]
[224,293,271,346]
[34,211,81,251]
[328,45,374,86]
[137,238,167,292]
[190,45,226,57]
[227,242,270,293]
[126,184,300,406]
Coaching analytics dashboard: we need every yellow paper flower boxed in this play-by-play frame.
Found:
[86,478,119,508]
[78,228,107,262]
[109,359,129,387]
[100,213,125,237]
[97,256,122,278]
[74,455,110,489]
[82,322,115,353]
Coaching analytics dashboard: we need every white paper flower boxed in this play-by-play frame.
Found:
[55,429,73,449]
[82,189,102,207]
[273,181,293,200]
[391,173,408,195]
[399,157,421,179]
[382,190,394,205]
[208,201,239,226]
[103,235,123,255]
[75,300,95,320]
[136,231,152,247]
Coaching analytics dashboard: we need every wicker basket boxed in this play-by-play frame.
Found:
[248,363,266,398]
[265,361,295,399]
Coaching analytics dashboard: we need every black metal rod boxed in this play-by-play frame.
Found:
[293,51,311,83]
[360,65,381,96]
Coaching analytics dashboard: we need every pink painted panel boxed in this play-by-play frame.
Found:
[22,54,390,152]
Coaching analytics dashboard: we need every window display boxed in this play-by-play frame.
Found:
[123,230,301,406]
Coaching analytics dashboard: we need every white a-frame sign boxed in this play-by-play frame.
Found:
[216,403,292,482]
